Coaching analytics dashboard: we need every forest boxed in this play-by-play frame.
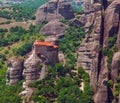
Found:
[0,0,49,21]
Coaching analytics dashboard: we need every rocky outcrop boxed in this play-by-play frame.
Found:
[103,0,120,48]
[36,0,75,24]
[77,0,120,102]
[40,20,66,45]
[19,41,59,103]
[111,52,120,83]
[7,40,59,86]
[40,20,66,37]
[110,51,120,102]
[23,41,58,85]
[23,51,43,84]
[83,1,94,13]
[77,3,102,77]
[6,57,24,85]
[94,56,109,103]
[19,88,33,103]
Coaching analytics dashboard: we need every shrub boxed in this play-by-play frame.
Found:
[108,80,113,88]
[4,49,9,54]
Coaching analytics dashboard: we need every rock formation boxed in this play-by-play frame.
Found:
[40,20,66,44]
[35,0,75,24]
[23,51,43,84]
[40,20,66,37]
[77,0,120,102]
[103,0,120,48]
[6,57,24,85]
[77,3,102,76]
[23,40,58,85]
[20,41,58,103]
[6,40,58,86]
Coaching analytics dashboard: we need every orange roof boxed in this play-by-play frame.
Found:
[34,41,58,48]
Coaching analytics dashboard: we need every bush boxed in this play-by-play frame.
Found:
[0,28,8,32]
[4,49,9,54]
[108,80,113,88]
[12,42,32,56]
[0,54,6,61]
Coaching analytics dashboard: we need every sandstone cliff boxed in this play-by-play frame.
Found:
[6,57,24,85]
[77,0,120,102]
[23,40,58,85]
[7,40,59,86]
[35,0,75,25]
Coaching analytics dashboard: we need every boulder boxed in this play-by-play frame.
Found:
[40,20,66,36]
[40,20,66,44]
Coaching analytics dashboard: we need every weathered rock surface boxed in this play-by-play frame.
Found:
[111,52,120,83]
[40,20,66,45]
[36,0,75,24]
[69,18,85,27]
[19,88,33,103]
[103,0,120,48]
[6,57,24,85]
[94,57,109,103]
[83,1,94,13]
[110,52,120,102]
[77,3,102,79]
[23,40,58,85]
[40,20,66,36]
[23,50,42,84]
[77,0,120,103]
[23,52,49,84]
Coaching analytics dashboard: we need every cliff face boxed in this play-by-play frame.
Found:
[77,2,102,88]
[77,0,120,102]
[6,57,24,85]
[23,41,58,85]
[36,0,75,25]
[23,50,48,85]
[7,41,58,86]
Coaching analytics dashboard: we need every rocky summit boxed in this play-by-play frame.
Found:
[35,0,75,24]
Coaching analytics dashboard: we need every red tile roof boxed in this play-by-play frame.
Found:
[34,41,58,48]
